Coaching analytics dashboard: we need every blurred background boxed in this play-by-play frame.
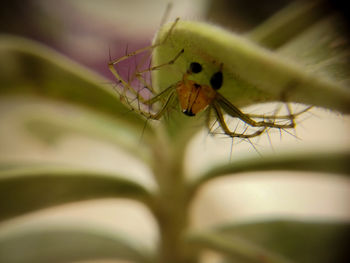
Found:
[4,0,348,78]
[0,0,349,262]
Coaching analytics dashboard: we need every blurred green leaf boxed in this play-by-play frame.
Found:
[187,228,292,263]
[0,34,148,133]
[278,15,350,88]
[0,167,153,221]
[0,223,154,263]
[0,97,151,161]
[149,1,349,142]
[247,0,328,49]
[153,20,350,114]
[188,219,350,263]
[247,0,350,89]
[190,151,350,197]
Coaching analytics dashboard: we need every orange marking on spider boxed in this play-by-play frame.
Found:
[176,63,216,116]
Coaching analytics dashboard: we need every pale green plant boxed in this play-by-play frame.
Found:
[0,1,349,263]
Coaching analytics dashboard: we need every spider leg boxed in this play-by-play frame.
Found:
[108,18,180,101]
[135,48,184,98]
[125,88,178,120]
[215,94,305,129]
[107,17,184,121]
[212,102,267,138]
[246,105,313,120]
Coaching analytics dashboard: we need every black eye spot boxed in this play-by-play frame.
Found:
[189,62,202,74]
[210,71,223,90]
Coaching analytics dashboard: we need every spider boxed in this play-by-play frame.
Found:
[108,19,310,139]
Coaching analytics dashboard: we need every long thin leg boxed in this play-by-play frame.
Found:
[212,102,267,138]
[108,18,183,120]
[151,90,177,120]
[216,93,297,129]
[136,49,184,75]
[135,48,184,97]
[108,18,180,91]
[246,106,312,119]
[109,34,182,108]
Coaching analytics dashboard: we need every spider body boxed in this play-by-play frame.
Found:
[108,19,310,139]
[176,80,216,117]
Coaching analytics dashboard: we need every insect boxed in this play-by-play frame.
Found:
[108,18,310,140]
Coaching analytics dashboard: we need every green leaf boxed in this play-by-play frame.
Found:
[187,219,350,263]
[189,151,350,197]
[186,229,293,263]
[0,223,154,263]
[0,97,151,161]
[246,1,350,90]
[0,167,152,221]
[152,18,350,114]
[278,15,350,88]
[247,0,328,49]
[0,34,147,132]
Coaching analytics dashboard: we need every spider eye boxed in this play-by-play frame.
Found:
[189,62,202,74]
[210,71,223,90]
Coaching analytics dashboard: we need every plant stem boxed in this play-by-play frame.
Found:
[150,128,197,263]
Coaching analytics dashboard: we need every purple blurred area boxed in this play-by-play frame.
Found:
[0,0,302,81]
[0,1,171,80]
[2,0,345,83]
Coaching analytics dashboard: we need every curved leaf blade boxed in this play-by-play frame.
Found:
[0,167,152,221]
[152,20,350,113]
[187,230,293,263]
[190,151,350,196]
[0,35,147,131]
[278,15,350,88]
[0,223,154,263]
[192,219,350,263]
[247,0,328,49]
[0,97,151,161]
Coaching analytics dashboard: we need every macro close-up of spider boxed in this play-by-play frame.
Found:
[108,18,312,143]
[1,1,350,263]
